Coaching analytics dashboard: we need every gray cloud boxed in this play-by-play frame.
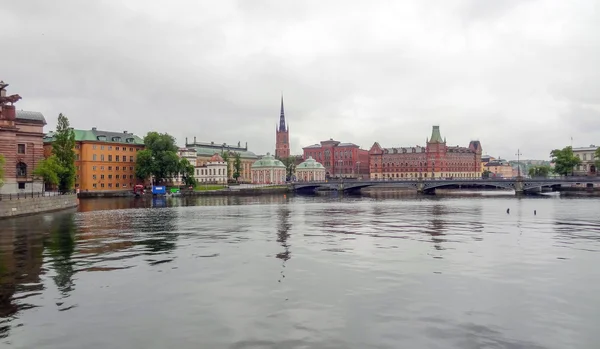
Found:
[2,0,599,160]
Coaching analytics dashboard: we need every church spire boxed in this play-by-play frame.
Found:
[279,94,286,131]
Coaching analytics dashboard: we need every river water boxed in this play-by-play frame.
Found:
[1,192,599,348]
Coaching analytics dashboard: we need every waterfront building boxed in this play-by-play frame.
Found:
[171,147,199,186]
[573,145,598,175]
[303,139,369,178]
[484,159,514,178]
[275,96,290,159]
[195,153,228,184]
[295,156,326,181]
[0,81,46,194]
[368,126,482,179]
[43,128,145,192]
[185,138,258,183]
[251,153,286,184]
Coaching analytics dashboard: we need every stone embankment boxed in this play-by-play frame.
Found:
[0,193,78,219]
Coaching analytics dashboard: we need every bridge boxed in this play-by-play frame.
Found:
[290,177,600,194]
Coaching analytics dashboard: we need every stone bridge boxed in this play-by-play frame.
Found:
[290,177,600,194]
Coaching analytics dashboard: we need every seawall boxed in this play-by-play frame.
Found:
[0,194,79,219]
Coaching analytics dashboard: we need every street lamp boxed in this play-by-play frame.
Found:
[515,149,522,178]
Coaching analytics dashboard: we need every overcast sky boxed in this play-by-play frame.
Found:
[3,0,599,160]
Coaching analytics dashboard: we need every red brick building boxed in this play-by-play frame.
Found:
[275,96,290,159]
[0,81,46,194]
[303,139,369,178]
[369,126,482,179]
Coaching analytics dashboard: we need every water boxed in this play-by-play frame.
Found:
[1,192,600,348]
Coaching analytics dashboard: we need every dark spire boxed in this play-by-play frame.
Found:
[279,95,286,132]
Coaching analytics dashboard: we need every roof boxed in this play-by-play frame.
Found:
[486,161,510,167]
[297,156,325,170]
[44,128,144,145]
[251,153,285,168]
[337,142,359,147]
[187,141,258,159]
[16,110,46,124]
[429,126,443,143]
[209,153,224,162]
[573,145,598,152]
[303,144,322,149]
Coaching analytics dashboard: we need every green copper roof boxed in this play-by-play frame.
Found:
[44,128,144,145]
[429,126,443,143]
[297,156,325,169]
[251,153,286,168]
[190,144,258,159]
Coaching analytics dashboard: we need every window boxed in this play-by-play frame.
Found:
[93,175,97,180]
[108,175,112,179]
[18,182,26,189]
[100,166,104,170]
[75,144,80,150]
[116,156,120,162]
[93,154,97,161]
[130,156,134,162]
[108,183,112,188]
[101,154,105,161]
[108,155,112,161]
[16,162,27,177]
[116,183,120,188]
[76,154,80,160]
[116,174,120,179]
[123,156,127,162]
[17,144,26,154]
[108,166,112,171]
[123,167,126,172]
[129,166,133,171]
[108,146,112,150]
[129,147,133,152]
[101,174,105,179]
[116,147,120,151]
[116,166,120,171]
[93,183,97,188]
[93,166,97,171]
[129,175,134,179]
[123,183,128,188]
[93,144,97,150]
[101,145,104,150]
[101,183,105,188]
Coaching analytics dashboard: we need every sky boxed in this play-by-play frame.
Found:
[2,0,599,160]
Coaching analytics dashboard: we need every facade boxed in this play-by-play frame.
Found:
[251,153,286,184]
[303,139,369,178]
[195,153,228,183]
[368,126,482,180]
[295,156,326,181]
[0,81,46,194]
[275,96,290,159]
[171,148,199,186]
[573,145,598,175]
[185,138,258,183]
[43,128,145,191]
[484,159,514,178]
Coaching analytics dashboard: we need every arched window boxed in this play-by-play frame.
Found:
[16,162,27,177]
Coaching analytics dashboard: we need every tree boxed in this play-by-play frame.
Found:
[550,146,581,176]
[482,170,492,179]
[52,113,76,193]
[281,157,296,181]
[0,154,5,188]
[135,132,180,184]
[33,155,61,190]
[221,151,232,179]
[178,158,196,187]
[528,165,552,178]
[232,152,243,181]
[595,148,600,171]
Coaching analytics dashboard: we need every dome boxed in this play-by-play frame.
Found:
[209,153,224,162]
[297,156,325,169]
[251,153,286,168]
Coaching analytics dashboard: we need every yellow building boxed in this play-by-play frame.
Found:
[44,128,145,192]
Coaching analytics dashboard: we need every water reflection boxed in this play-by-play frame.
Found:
[427,204,446,251]
[276,206,291,283]
[45,214,77,297]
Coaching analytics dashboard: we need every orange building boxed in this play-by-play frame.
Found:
[44,127,145,192]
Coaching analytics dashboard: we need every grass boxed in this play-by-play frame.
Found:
[194,185,227,191]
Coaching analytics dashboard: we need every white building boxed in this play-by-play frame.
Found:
[172,148,198,186]
[195,153,228,183]
[295,156,326,181]
[251,153,286,184]
[573,145,598,175]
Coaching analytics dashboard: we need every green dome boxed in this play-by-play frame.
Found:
[297,156,325,169]
[251,153,286,168]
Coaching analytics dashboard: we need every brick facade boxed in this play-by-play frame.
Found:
[303,139,370,178]
[369,126,482,179]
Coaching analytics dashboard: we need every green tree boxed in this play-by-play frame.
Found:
[135,132,180,184]
[232,152,243,181]
[550,146,581,176]
[221,151,232,179]
[52,113,76,193]
[0,154,5,188]
[482,170,492,179]
[178,158,196,187]
[528,165,552,178]
[33,155,61,190]
[595,148,600,171]
[281,157,296,180]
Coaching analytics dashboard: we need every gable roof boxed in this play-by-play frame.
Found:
[44,128,144,145]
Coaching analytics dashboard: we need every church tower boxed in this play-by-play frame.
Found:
[275,95,290,159]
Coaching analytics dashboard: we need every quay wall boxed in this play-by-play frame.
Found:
[0,194,79,219]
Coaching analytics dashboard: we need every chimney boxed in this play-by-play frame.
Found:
[123,130,128,134]
[194,136,196,143]
[1,104,16,121]
[92,127,97,131]
[185,137,188,145]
